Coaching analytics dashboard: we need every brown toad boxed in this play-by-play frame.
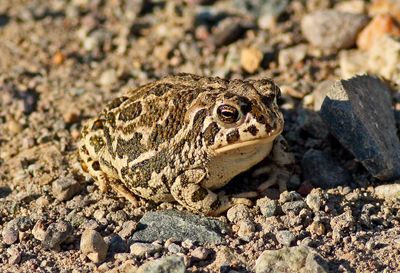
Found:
[78,74,293,215]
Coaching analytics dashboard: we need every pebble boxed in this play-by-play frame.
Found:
[275,230,295,246]
[131,210,229,244]
[52,177,82,201]
[374,184,400,200]
[338,49,368,79]
[308,221,326,236]
[99,69,118,86]
[278,44,307,69]
[330,210,355,233]
[226,204,252,224]
[368,35,400,85]
[240,47,263,74]
[7,247,22,265]
[32,220,47,241]
[136,255,185,273]
[168,243,183,254]
[237,220,255,241]
[301,149,353,189]
[281,200,307,215]
[118,220,137,239]
[335,0,366,14]
[305,191,323,212]
[208,18,250,48]
[80,229,108,263]
[279,191,302,204]
[191,247,211,261]
[255,246,329,273]
[320,76,400,180]
[301,10,369,50]
[256,197,278,217]
[357,14,400,51]
[2,228,19,245]
[130,242,162,258]
[42,221,73,251]
[2,217,33,245]
[104,234,127,254]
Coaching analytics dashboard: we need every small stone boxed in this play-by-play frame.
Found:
[368,35,400,85]
[357,14,400,51]
[335,0,366,14]
[191,247,211,261]
[281,200,307,215]
[301,10,369,50]
[104,234,128,254]
[63,110,79,124]
[240,47,263,74]
[7,247,22,265]
[312,80,334,111]
[136,255,185,273]
[306,191,323,212]
[168,243,183,254]
[7,120,22,134]
[256,197,278,217]
[308,221,326,236]
[278,44,307,69]
[301,149,353,189]
[226,204,252,224]
[80,229,108,263]
[52,177,82,201]
[118,220,137,239]
[237,220,255,241]
[32,220,47,241]
[320,75,400,180]
[208,18,250,48]
[52,51,66,65]
[130,210,229,244]
[338,49,369,79]
[255,246,329,273]
[369,0,400,22]
[130,242,162,257]
[2,228,19,245]
[374,184,400,200]
[42,221,73,251]
[275,230,295,246]
[279,191,302,203]
[330,210,355,233]
[99,69,118,86]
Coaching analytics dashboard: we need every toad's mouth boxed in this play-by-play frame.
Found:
[214,129,282,155]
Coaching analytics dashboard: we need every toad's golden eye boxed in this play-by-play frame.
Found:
[217,104,241,124]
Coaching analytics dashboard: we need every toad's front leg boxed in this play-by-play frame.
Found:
[171,169,251,216]
[256,135,295,193]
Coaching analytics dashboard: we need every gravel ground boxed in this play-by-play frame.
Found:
[0,0,400,272]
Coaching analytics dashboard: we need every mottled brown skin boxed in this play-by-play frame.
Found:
[78,74,293,215]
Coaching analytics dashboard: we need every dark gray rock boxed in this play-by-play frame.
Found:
[281,200,307,215]
[301,149,353,189]
[320,76,400,181]
[301,10,368,50]
[255,246,329,273]
[136,255,185,273]
[296,110,329,139]
[130,210,229,244]
[42,221,73,251]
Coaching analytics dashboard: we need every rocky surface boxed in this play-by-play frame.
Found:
[0,0,400,272]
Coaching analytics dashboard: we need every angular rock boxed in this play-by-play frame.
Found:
[374,183,400,200]
[130,209,229,244]
[301,149,353,189]
[255,246,329,273]
[52,177,82,201]
[42,221,73,251]
[320,76,400,181]
[136,255,185,273]
[80,229,108,263]
[301,10,369,50]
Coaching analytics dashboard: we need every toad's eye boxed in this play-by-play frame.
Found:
[217,104,241,124]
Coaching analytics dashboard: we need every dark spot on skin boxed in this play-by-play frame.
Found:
[104,127,115,158]
[161,174,168,185]
[89,135,105,153]
[203,122,220,146]
[92,161,100,171]
[106,112,116,129]
[236,96,252,114]
[224,92,236,99]
[244,125,259,136]
[191,187,208,202]
[91,119,104,130]
[210,199,221,210]
[116,133,143,161]
[147,83,175,97]
[106,96,128,110]
[80,145,89,156]
[226,129,240,144]
[118,102,142,121]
